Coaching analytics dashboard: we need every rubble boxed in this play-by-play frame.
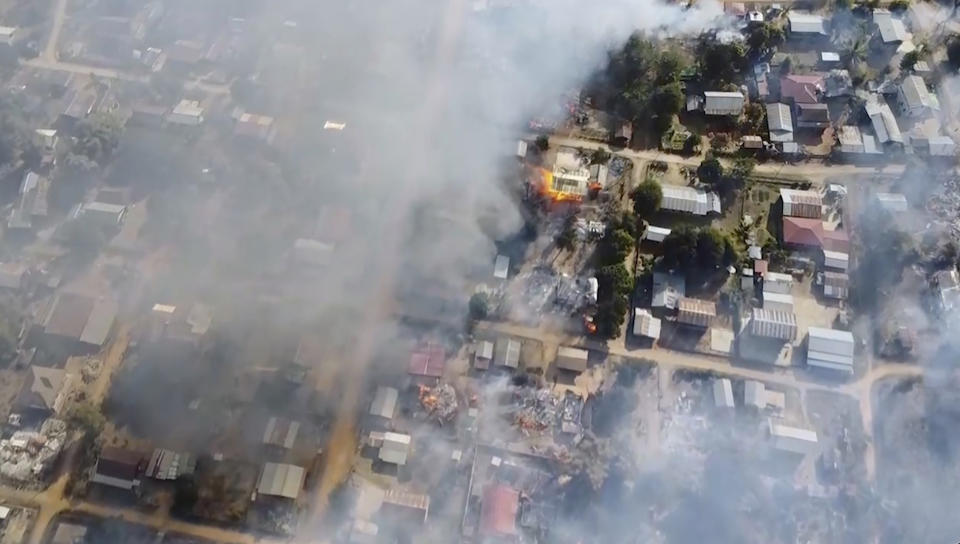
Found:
[514,388,559,433]
[418,383,458,424]
[0,419,67,483]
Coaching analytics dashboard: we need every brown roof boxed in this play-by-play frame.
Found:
[408,343,446,378]
[96,447,143,480]
[480,484,519,538]
[43,293,94,339]
[16,365,66,412]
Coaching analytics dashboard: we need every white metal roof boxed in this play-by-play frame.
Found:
[633,308,662,339]
[788,12,827,34]
[820,51,840,62]
[769,419,819,454]
[379,432,411,465]
[929,135,957,156]
[807,327,854,373]
[703,91,745,115]
[652,271,685,309]
[900,75,934,110]
[823,250,849,271]
[713,379,735,408]
[369,386,398,419]
[876,192,908,212]
[493,255,509,279]
[660,185,721,215]
[498,338,521,368]
[744,380,765,410]
[766,103,794,142]
[874,10,908,43]
[762,291,794,309]
[749,308,798,340]
[643,225,671,243]
[865,100,902,143]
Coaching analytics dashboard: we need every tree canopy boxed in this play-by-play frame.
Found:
[601,34,689,137]
[746,22,785,57]
[631,178,663,218]
[697,156,724,185]
[697,34,747,86]
[661,225,738,271]
[74,113,124,164]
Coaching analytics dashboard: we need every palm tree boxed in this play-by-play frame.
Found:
[844,35,868,70]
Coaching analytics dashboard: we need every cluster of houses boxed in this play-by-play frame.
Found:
[685,6,960,159]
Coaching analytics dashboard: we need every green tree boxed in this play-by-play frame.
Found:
[468,292,490,320]
[730,157,756,181]
[661,224,700,269]
[747,22,785,56]
[654,49,685,85]
[600,228,635,265]
[631,178,663,218]
[697,34,746,85]
[900,50,921,71]
[69,402,105,434]
[598,263,633,295]
[650,83,683,135]
[889,0,909,11]
[661,226,737,271]
[697,155,724,186]
[74,113,124,164]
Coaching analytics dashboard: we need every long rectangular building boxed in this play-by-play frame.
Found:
[807,327,854,374]
[749,308,798,341]
[660,185,721,216]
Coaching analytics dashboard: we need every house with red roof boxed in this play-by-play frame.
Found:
[782,217,849,252]
[479,484,520,541]
[780,74,825,104]
[408,343,446,383]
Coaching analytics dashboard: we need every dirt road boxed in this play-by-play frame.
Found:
[298,0,470,538]
[43,0,67,62]
[547,136,908,181]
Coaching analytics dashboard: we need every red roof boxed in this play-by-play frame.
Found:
[782,217,824,247]
[408,343,446,378]
[822,229,849,252]
[780,74,824,104]
[782,217,849,251]
[480,484,519,538]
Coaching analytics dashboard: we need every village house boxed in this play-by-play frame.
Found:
[703,91,745,116]
[806,327,855,374]
[633,308,662,341]
[659,185,721,216]
[15,366,72,417]
[787,12,827,38]
[92,447,144,491]
[865,99,903,145]
[41,292,118,352]
[767,103,794,143]
[676,297,716,328]
[897,75,938,118]
[780,74,824,104]
[256,462,305,501]
[166,99,205,126]
[780,188,823,219]
[873,9,909,48]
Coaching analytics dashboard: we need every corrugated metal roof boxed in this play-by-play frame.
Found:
[865,99,902,143]
[257,462,305,499]
[556,346,589,372]
[822,271,849,299]
[379,432,411,465]
[767,103,794,142]
[900,75,933,111]
[644,225,671,243]
[677,297,716,327]
[713,379,734,408]
[703,91,745,115]
[876,192,908,212]
[660,185,721,215]
[780,189,822,218]
[749,308,798,340]
[807,327,854,372]
[874,10,908,43]
[823,250,849,271]
[480,484,520,537]
[79,298,117,346]
[262,417,300,449]
[633,309,662,339]
[744,380,765,409]
[788,11,827,34]
[370,386,398,419]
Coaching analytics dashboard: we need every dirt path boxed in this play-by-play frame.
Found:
[298,0,470,538]
[43,0,67,62]
[547,136,908,181]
